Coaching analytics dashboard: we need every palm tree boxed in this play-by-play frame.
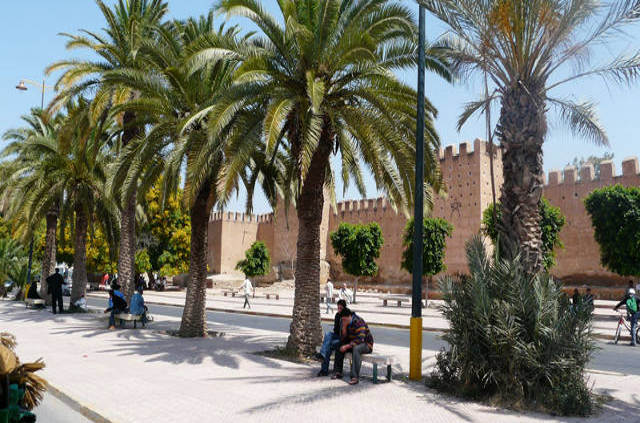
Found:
[108,15,278,336]
[213,0,451,355]
[421,0,640,274]
[1,109,63,300]
[9,100,119,305]
[46,0,168,301]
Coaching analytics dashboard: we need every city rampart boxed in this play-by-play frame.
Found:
[208,141,640,296]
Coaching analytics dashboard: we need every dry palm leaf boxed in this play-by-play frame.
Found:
[0,345,17,375]
[10,360,47,410]
[0,332,16,350]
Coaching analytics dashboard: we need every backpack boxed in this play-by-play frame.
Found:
[627,296,638,313]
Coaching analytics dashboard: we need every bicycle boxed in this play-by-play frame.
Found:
[613,311,640,344]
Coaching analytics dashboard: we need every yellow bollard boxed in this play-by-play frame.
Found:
[409,317,423,380]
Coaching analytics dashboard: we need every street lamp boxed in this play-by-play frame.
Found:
[410,4,426,381]
[15,78,51,293]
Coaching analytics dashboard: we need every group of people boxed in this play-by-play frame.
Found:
[316,299,374,385]
[104,282,148,329]
[324,280,353,314]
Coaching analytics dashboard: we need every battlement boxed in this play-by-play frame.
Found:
[209,210,274,223]
[438,139,499,161]
[332,197,389,215]
[545,157,640,186]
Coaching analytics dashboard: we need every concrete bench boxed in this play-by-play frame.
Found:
[114,313,146,329]
[223,290,239,297]
[25,298,45,309]
[381,296,408,307]
[320,294,338,304]
[345,352,394,384]
[265,293,280,300]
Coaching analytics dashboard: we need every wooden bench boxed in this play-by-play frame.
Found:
[223,290,239,297]
[25,298,45,309]
[114,313,146,329]
[345,352,394,384]
[265,293,280,300]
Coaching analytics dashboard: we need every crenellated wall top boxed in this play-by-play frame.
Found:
[332,197,389,216]
[438,138,501,161]
[545,157,640,186]
[209,210,274,223]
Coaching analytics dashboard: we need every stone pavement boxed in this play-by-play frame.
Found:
[88,289,626,339]
[2,300,639,423]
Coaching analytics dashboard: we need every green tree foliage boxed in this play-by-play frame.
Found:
[330,222,384,278]
[135,249,152,275]
[584,185,640,276]
[429,236,595,416]
[483,199,565,270]
[139,184,190,277]
[401,218,453,276]
[236,242,271,278]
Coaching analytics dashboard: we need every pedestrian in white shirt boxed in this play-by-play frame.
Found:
[242,276,254,309]
[339,283,353,304]
[325,280,334,314]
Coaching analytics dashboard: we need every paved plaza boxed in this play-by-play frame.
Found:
[2,298,639,423]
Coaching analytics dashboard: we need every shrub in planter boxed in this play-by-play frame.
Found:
[428,236,595,416]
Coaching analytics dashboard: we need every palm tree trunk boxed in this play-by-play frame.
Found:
[40,205,58,302]
[497,81,546,274]
[179,184,212,337]
[70,205,88,306]
[118,191,137,302]
[118,109,140,303]
[286,135,332,356]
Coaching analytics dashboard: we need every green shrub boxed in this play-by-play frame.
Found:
[428,236,595,416]
[236,241,271,277]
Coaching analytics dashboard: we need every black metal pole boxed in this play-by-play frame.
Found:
[413,6,425,319]
[410,4,426,381]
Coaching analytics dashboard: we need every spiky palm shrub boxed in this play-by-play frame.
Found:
[429,236,595,416]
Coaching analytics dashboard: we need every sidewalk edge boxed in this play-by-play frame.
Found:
[47,381,116,423]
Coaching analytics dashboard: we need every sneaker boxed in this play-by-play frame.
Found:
[317,370,328,377]
[331,373,342,380]
[108,326,116,330]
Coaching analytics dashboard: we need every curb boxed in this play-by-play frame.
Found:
[47,381,116,423]
[89,294,623,340]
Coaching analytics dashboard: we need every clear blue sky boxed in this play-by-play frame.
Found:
[1,1,637,214]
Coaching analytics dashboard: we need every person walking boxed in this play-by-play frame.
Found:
[339,283,353,305]
[614,288,640,346]
[333,309,374,385]
[316,300,347,376]
[46,268,65,314]
[242,275,253,309]
[325,280,334,314]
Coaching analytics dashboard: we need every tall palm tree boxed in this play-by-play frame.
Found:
[9,100,120,305]
[46,0,168,301]
[1,109,63,300]
[108,15,278,336]
[213,0,451,355]
[421,0,640,274]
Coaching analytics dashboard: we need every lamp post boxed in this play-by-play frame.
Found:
[15,78,50,292]
[410,4,426,381]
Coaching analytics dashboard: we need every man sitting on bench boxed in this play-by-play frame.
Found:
[104,284,128,330]
[130,287,148,325]
[316,299,347,376]
[332,309,374,385]
[26,281,42,300]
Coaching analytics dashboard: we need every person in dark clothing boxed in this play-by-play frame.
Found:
[333,309,374,385]
[316,300,348,376]
[571,288,580,308]
[26,281,41,300]
[46,268,65,314]
[584,287,594,312]
[614,288,640,346]
[104,289,128,329]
